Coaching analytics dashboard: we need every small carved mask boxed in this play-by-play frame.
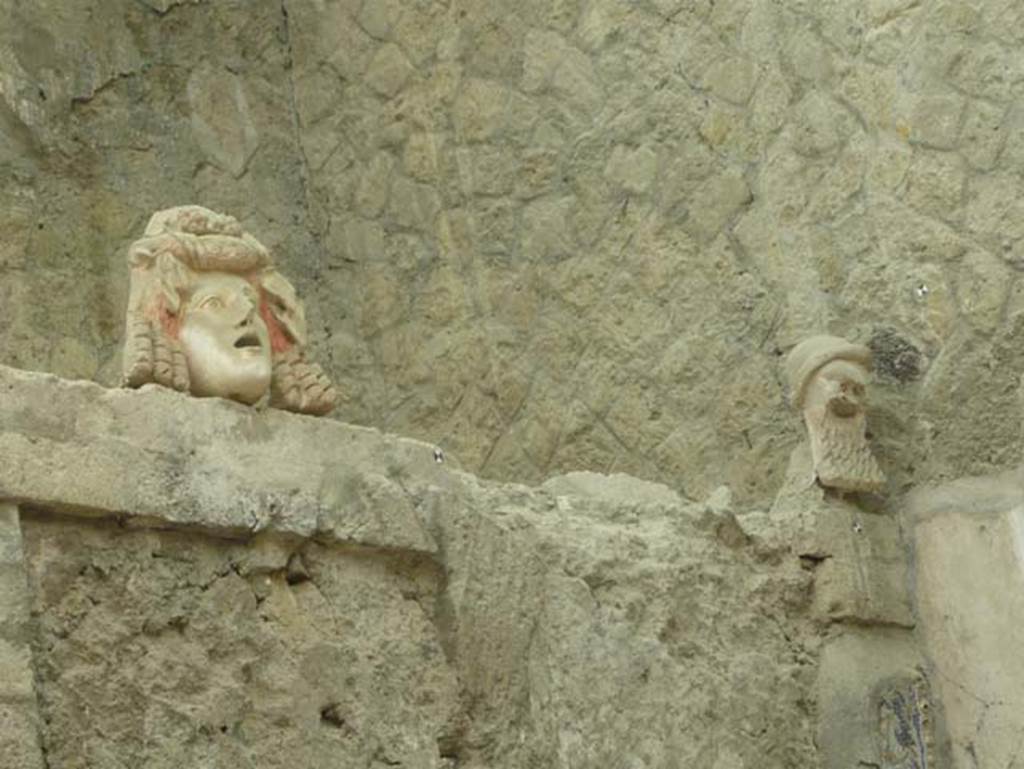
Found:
[179,273,272,405]
[802,359,868,423]
[802,358,884,493]
[785,335,884,494]
[123,205,337,415]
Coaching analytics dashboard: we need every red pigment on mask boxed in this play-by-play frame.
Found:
[259,293,292,354]
[155,296,181,340]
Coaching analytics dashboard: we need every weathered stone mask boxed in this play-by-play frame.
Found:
[785,335,884,493]
[179,272,272,405]
[122,205,336,415]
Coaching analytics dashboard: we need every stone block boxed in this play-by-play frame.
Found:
[0,563,30,625]
[453,79,510,142]
[966,170,1024,249]
[387,175,441,231]
[789,91,856,157]
[0,503,32,642]
[959,99,1006,170]
[702,55,757,104]
[187,65,259,178]
[684,170,752,243]
[365,43,414,98]
[902,149,965,221]
[354,152,395,218]
[19,514,460,769]
[520,196,573,261]
[786,28,834,83]
[522,29,603,116]
[0,704,44,769]
[809,509,913,626]
[906,474,1024,768]
[956,248,1011,332]
[770,446,913,627]
[456,145,516,196]
[603,144,658,195]
[356,0,399,40]
[541,471,683,507]
[909,93,965,149]
[0,503,44,768]
[403,132,443,181]
[0,365,444,554]
[0,638,35,701]
[0,502,23,565]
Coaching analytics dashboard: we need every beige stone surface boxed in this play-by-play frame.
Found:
[540,470,684,506]
[427,476,821,768]
[5,0,1024,503]
[0,704,46,769]
[809,509,913,627]
[20,512,460,769]
[2,366,828,767]
[0,503,46,769]
[907,476,1024,768]
[770,444,913,628]
[0,364,443,553]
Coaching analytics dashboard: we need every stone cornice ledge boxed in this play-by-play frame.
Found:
[0,364,449,555]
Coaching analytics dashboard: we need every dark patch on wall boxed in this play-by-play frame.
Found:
[869,329,924,383]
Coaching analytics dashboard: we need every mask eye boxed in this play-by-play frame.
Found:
[198,295,224,310]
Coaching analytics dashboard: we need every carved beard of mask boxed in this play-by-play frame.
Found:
[179,272,272,405]
[802,359,885,493]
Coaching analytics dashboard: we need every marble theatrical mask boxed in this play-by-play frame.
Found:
[123,205,337,415]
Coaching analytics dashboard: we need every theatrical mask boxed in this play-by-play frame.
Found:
[123,205,336,415]
[786,335,885,493]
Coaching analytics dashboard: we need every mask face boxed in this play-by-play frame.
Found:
[802,359,884,493]
[179,272,272,405]
[803,360,868,421]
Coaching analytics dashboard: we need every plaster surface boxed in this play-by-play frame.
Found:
[907,475,1024,768]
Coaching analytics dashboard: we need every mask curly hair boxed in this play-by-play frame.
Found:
[122,206,337,416]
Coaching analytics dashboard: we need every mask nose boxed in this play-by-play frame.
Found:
[235,298,257,328]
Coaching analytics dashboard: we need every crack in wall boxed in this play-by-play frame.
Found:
[277,0,318,237]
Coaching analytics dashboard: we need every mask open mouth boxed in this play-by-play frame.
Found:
[234,332,262,350]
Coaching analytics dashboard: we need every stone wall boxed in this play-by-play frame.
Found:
[0,365,874,767]
[0,502,45,769]
[22,514,459,769]
[6,1,1024,504]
